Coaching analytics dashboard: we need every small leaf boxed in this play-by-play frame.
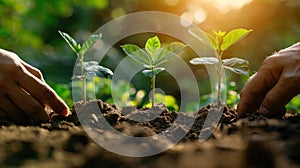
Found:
[189,57,219,65]
[142,67,165,78]
[81,61,98,69]
[121,44,151,65]
[58,30,80,54]
[221,28,252,51]
[154,42,186,66]
[82,61,113,78]
[143,64,151,68]
[213,30,226,50]
[96,66,114,79]
[145,36,161,57]
[79,33,102,56]
[222,58,249,75]
[189,28,215,49]
[205,32,218,50]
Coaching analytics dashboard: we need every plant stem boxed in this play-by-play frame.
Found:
[216,50,223,107]
[82,75,86,105]
[217,73,221,106]
[80,55,86,105]
[151,75,156,109]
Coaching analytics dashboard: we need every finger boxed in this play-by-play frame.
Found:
[14,67,69,116]
[21,61,44,82]
[237,68,278,117]
[6,82,49,122]
[0,109,9,120]
[0,94,28,124]
[259,75,300,118]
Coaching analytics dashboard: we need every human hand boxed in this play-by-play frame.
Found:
[237,42,300,118]
[0,48,69,124]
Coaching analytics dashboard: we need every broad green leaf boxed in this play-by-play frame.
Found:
[189,28,215,49]
[79,33,102,56]
[121,44,151,65]
[142,67,165,78]
[221,28,252,51]
[222,58,249,75]
[58,30,80,54]
[189,57,219,65]
[154,42,186,66]
[145,36,161,57]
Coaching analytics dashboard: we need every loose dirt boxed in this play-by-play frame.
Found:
[0,100,300,168]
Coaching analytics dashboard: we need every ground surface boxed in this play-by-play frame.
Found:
[0,100,300,168]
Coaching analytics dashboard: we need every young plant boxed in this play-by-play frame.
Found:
[121,36,186,108]
[58,30,113,105]
[189,28,252,106]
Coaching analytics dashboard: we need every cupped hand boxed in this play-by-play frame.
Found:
[0,49,69,124]
[237,42,300,118]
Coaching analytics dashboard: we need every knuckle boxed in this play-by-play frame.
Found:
[263,56,276,65]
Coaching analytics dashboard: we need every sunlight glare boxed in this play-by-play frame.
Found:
[201,0,253,13]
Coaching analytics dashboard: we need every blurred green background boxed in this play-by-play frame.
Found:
[1,0,299,111]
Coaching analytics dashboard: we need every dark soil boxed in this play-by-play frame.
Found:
[1,100,300,168]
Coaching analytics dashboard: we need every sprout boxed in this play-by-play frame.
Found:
[121,36,186,108]
[189,28,252,106]
[59,30,113,104]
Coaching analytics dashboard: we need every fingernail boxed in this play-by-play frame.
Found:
[62,109,71,116]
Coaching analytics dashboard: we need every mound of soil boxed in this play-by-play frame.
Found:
[0,100,300,168]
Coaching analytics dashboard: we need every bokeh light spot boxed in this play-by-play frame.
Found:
[193,8,207,24]
[180,12,193,27]
[164,0,180,6]
[111,7,126,19]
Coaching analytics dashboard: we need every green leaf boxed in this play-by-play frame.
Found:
[145,36,161,57]
[142,67,165,78]
[154,42,186,66]
[189,57,219,65]
[82,61,113,78]
[221,28,252,51]
[189,28,215,49]
[58,30,80,54]
[96,66,114,79]
[121,44,151,65]
[222,58,249,75]
[213,30,226,47]
[79,33,102,56]
[206,32,218,50]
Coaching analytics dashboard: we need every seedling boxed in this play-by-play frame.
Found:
[58,30,113,105]
[189,28,252,106]
[121,36,186,108]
